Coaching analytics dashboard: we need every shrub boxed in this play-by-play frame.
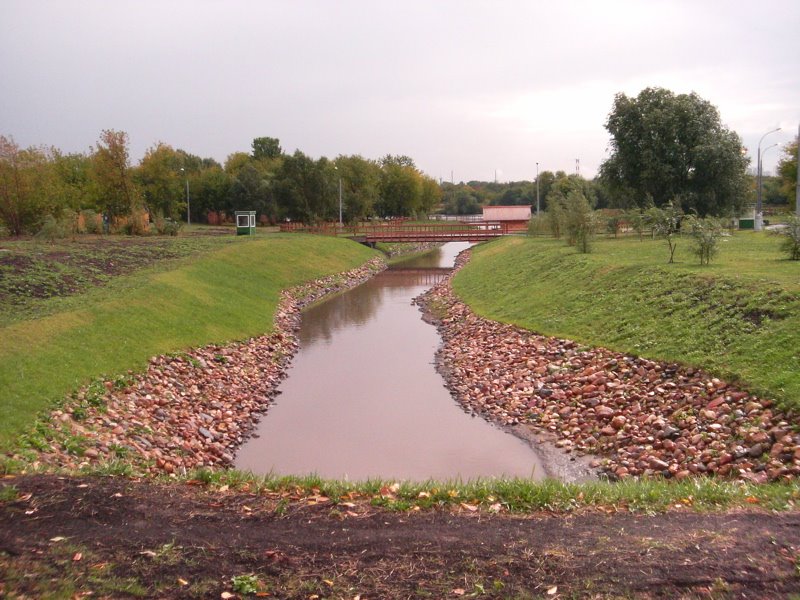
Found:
[35,214,72,241]
[780,215,800,260]
[153,212,183,236]
[80,210,103,234]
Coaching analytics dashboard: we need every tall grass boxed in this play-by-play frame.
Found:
[453,232,800,408]
[0,234,376,448]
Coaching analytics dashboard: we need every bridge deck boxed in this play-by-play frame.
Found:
[279,222,510,243]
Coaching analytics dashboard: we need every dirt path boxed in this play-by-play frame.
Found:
[2,476,799,599]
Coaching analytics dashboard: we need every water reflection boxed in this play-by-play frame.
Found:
[235,242,544,481]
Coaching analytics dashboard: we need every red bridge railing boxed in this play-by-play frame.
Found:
[279,221,510,243]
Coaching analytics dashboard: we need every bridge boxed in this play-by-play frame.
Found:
[279,222,510,243]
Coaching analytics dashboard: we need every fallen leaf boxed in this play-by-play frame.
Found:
[323,579,334,586]
[177,577,189,586]
[72,552,82,561]
[219,485,229,493]
[50,536,66,542]
[77,484,89,489]
[112,493,123,498]
[489,502,503,513]
[460,502,478,512]
[746,496,760,504]
[221,592,234,599]
[388,482,400,493]
[256,593,271,598]
[452,589,465,596]
[139,550,157,558]
[417,491,431,499]
[547,585,558,595]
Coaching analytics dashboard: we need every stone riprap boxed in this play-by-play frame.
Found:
[18,258,386,475]
[418,251,799,483]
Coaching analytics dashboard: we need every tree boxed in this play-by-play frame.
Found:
[190,166,232,222]
[685,215,723,265]
[134,143,184,219]
[274,151,333,223]
[563,190,596,252]
[645,201,682,263]
[600,87,749,216]
[333,155,381,223]
[419,175,442,216]
[442,187,482,215]
[251,137,282,160]
[777,140,798,205]
[0,136,54,235]
[91,129,138,219]
[51,150,94,213]
[376,156,423,217]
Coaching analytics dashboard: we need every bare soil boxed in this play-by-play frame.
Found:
[2,475,799,599]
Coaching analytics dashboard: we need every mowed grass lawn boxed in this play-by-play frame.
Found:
[453,231,800,409]
[0,233,376,449]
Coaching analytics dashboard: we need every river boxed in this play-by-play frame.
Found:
[235,242,544,481]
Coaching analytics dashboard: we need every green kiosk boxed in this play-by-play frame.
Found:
[235,211,256,236]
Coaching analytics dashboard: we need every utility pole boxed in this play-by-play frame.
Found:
[576,158,580,176]
[536,162,540,216]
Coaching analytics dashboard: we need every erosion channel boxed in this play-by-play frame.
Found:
[235,242,545,480]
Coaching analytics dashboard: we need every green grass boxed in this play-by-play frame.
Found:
[0,233,376,449]
[181,468,800,513]
[453,232,800,409]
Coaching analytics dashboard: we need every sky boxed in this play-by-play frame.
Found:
[1,0,798,183]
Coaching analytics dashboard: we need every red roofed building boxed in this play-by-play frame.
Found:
[482,205,532,233]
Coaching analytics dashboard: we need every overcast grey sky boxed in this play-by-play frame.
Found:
[1,0,797,182]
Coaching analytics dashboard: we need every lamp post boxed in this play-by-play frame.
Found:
[535,162,540,216]
[756,127,781,231]
[180,167,190,226]
[333,165,342,227]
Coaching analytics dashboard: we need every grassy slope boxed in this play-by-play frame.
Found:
[0,234,376,448]
[453,232,800,408]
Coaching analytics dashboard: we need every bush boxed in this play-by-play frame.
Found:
[780,215,800,260]
[79,210,103,234]
[153,212,183,236]
[35,214,72,241]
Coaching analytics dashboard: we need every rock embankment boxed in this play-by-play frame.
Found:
[20,258,386,475]
[419,251,800,482]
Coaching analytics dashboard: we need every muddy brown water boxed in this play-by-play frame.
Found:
[235,243,545,481]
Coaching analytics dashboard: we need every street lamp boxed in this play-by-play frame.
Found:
[535,162,540,216]
[180,167,190,226]
[756,127,781,231]
[333,165,342,227]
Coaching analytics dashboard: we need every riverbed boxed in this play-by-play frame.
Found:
[235,243,545,480]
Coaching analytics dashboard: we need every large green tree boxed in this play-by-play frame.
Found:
[251,136,282,160]
[134,143,184,219]
[0,136,55,235]
[333,155,381,223]
[600,87,749,216]
[91,129,139,219]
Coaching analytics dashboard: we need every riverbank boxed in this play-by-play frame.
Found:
[419,250,800,482]
[6,257,386,474]
[3,474,800,599]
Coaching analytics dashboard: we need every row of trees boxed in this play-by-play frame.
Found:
[0,133,442,236]
[2,88,796,236]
